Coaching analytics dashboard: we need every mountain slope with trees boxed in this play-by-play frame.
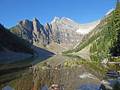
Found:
[64,1,120,61]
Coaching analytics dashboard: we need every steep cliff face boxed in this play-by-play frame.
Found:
[0,24,34,54]
[44,23,53,44]
[11,18,49,47]
[50,17,100,49]
[50,17,83,48]
[32,18,47,46]
[11,19,33,43]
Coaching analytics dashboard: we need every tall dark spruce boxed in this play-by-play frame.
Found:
[110,0,120,56]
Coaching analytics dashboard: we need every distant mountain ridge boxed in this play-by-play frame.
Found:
[51,17,100,34]
[10,17,99,53]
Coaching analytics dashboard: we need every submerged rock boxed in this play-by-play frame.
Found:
[77,84,99,90]
[41,85,48,90]
[2,85,14,90]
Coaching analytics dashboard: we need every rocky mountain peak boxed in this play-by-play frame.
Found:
[45,23,51,31]
[32,18,41,31]
[51,17,60,24]
[18,19,33,32]
[33,17,39,23]
[51,17,77,25]
[61,17,74,22]
[51,17,80,31]
[45,23,52,35]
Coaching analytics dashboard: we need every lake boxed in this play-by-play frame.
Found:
[0,55,102,90]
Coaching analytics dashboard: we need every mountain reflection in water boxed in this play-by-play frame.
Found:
[0,56,101,90]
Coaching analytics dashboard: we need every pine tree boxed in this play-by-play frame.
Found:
[116,0,120,9]
[110,0,120,56]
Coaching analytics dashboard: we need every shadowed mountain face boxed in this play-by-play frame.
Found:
[0,24,55,64]
[10,17,99,53]
[0,24,34,54]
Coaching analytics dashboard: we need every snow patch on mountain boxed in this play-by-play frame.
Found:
[76,27,94,34]
[76,20,100,34]
[51,17,60,24]
[105,8,114,16]
[51,17,100,35]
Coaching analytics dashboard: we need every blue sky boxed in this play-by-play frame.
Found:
[0,0,116,28]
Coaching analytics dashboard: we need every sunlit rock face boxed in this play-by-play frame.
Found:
[17,19,33,43]
[51,17,83,48]
[11,18,49,47]
[32,18,47,46]
[44,23,53,44]
[50,17,100,48]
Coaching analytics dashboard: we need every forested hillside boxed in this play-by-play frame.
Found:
[64,1,120,61]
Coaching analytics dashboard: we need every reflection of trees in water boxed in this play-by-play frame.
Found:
[34,67,80,90]
[34,68,63,90]
[3,66,87,90]
[7,71,33,90]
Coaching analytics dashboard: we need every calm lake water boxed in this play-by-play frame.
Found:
[0,55,101,90]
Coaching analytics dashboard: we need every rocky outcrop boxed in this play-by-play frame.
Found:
[44,23,53,44]
[11,18,49,47]
[32,18,47,46]
[20,20,33,43]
